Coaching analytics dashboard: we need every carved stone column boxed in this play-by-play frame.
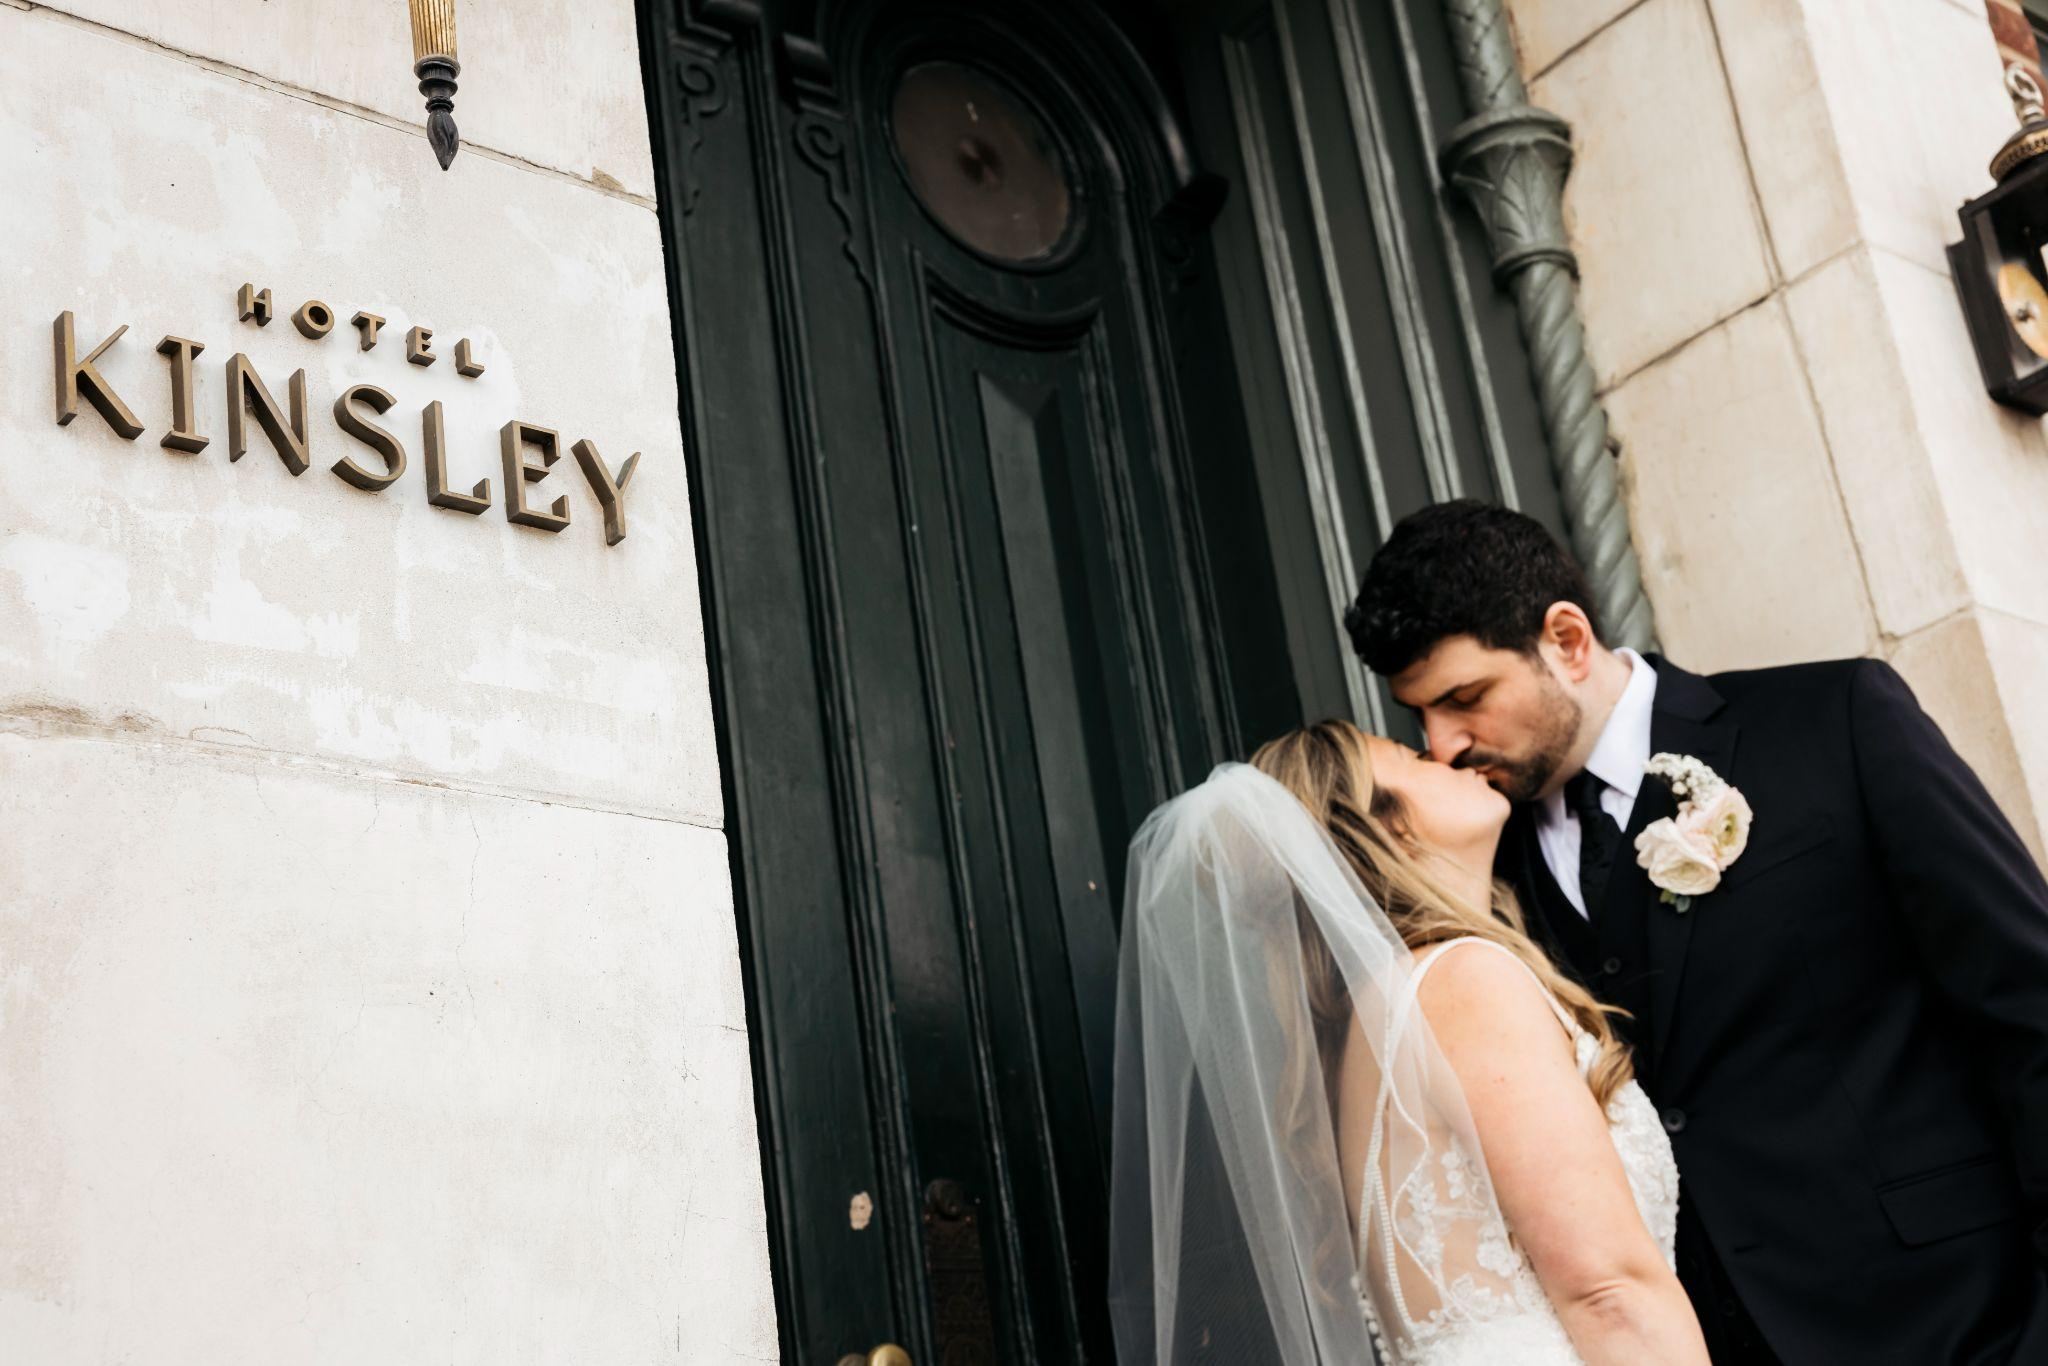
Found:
[1437,0,1656,651]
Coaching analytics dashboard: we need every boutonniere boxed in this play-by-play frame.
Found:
[1632,753,1752,912]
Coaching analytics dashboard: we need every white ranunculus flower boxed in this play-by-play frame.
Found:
[1685,786,1753,870]
[1634,818,1723,897]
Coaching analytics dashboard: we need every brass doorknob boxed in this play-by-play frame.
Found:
[834,1348,911,1366]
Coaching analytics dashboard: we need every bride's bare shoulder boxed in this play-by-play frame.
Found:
[1413,938,1573,1050]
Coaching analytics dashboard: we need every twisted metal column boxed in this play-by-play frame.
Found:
[1437,0,1656,650]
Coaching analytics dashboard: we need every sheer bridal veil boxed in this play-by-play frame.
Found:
[1108,763,1525,1364]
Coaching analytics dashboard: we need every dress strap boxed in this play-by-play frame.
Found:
[1411,937,1579,1037]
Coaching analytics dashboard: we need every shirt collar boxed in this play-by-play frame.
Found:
[1582,647,1656,801]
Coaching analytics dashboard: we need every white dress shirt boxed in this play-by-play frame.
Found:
[1535,648,1657,918]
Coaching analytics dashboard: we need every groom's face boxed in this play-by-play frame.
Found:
[1387,635,1583,803]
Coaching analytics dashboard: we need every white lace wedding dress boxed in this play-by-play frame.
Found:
[1108,766,1676,1366]
[1368,938,1681,1366]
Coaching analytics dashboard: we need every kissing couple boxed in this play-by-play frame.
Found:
[1108,501,2048,1364]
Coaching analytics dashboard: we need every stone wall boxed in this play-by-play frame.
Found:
[1507,0,2048,861]
[0,2,777,1359]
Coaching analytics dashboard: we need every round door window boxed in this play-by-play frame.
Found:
[889,61,1074,264]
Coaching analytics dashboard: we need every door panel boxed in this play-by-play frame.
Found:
[969,354,1128,1126]
[921,319,1133,1359]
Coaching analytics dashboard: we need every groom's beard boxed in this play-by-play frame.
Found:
[1454,686,1583,804]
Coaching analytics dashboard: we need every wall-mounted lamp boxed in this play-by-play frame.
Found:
[408,0,461,170]
[1951,66,2048,414]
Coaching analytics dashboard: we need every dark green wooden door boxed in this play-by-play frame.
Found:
[639,0,1557,1360]
[643,3,1298,1361]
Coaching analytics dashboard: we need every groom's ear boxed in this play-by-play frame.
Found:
[1539,602,1599,682]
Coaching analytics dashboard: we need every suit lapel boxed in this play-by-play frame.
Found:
[1625,657,1739,1064]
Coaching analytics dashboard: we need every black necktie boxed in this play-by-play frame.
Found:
[1566,770,1619,920]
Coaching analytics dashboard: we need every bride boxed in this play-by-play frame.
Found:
[1107,720,1708,1364]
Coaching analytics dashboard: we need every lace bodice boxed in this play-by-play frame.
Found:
[1368,939,1680,1366]
[1590,1033,1682,1267]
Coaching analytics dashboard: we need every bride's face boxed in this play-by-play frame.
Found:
[1366,734,1511,853]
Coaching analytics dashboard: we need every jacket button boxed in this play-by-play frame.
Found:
[1662,1108,1687,1134]
[1601,956,1624,976]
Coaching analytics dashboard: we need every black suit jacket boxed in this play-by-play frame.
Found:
[1497,655,2048,1365]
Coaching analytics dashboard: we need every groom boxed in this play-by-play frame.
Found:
[1347,500,2048,1365]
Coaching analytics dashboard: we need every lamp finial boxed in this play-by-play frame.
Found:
[408,0,460,170]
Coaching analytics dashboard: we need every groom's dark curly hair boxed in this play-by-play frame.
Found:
[1345,499,1602,675]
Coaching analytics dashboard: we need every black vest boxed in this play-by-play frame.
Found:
[1513,809,1659,1080]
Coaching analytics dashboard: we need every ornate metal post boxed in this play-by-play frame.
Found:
[1437,0,1656,650]
[409,0,462,170]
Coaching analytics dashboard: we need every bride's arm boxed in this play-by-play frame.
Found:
[1418,944,1709,1366]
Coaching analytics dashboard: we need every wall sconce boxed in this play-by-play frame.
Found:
[408,0,461,170]
[1951,66,2048,414]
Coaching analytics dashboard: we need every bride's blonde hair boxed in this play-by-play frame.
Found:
[1251,719,1633,1110]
